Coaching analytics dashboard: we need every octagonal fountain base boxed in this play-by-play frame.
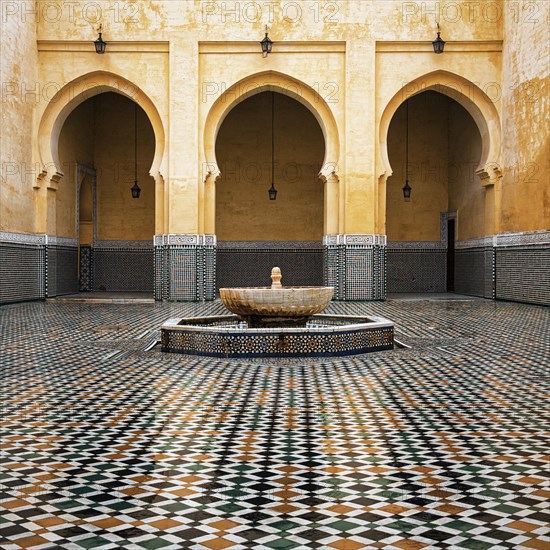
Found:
[161,314,394,359]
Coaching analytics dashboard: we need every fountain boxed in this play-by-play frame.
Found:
[219,267,334,328]
[161,267,393,359]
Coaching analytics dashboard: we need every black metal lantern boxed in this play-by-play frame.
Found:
[432,23,445,54]
[260,25,273,57]
[268,182,277,200]
[131,102,141,199]
[402,180,412,201]
[94,24,107,54]
[131,181,141,199]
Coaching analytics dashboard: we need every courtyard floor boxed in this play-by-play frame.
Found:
[0,297,548,549]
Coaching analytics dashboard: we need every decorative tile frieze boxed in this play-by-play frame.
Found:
[456,236,496,249]
[154,234,217,247]
[495,230,550,247]
[218,240,321,250]
[94,240,153,250]
[455,231,550,249]
[323,234,387,246]
[343,234,387,246]
[0,231,46,246]
[323,235,339,246]
[45,235,78,247]
[387,240,445,250]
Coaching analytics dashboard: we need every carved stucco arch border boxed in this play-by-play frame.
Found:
[37,70,166,185]
[202,70,341,235]
[378,69,502,182]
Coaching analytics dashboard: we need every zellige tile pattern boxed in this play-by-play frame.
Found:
[0,297,548,549]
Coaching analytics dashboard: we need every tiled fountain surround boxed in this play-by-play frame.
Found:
[161,314,394,358]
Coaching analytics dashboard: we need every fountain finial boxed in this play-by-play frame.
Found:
[271,267,282,289]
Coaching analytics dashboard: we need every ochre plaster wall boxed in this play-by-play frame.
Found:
[387,92,449,241]
[500,1,550,232]
[0,6,38,233]
[94,93,155,241]
[215,92,324,241]
[448,100,483,240]
[57,100,94,238]
[8,0,548,244]
[57,93,155,240]
[387,92,483,242]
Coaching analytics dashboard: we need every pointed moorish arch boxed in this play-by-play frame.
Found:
[202,70,341,235]
[379,70,502,181]
[376,70,502,236]
[36,70,166,187]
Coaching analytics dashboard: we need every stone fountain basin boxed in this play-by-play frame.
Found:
[220,286,334,326]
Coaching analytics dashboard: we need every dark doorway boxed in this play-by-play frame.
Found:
[447,218,455,291]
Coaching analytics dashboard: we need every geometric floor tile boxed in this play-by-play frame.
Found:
[1,297,548,549]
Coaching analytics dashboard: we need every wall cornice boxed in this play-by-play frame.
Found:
[37,41,169,53]
[199,41,346,54]
[376,40,503,53]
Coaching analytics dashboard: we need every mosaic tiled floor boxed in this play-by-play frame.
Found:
[1,297,548,549]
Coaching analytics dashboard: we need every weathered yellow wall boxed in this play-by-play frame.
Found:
[387,92,483,241]
[216,92,324,241]
[0,4,38,233]
[57,93,155,240]
[6,0,547,244]
[448,100,483,240]
[94,93,155,241]
[500,0,550,232]
[387,92,449,241]
[57,100,94,238]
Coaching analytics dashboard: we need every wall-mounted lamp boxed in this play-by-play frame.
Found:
[94,24,107,54]
[403,101,412,202]
[131,102,141,199]
[432,23,445,54]
[268,92,277,200]
[260,25,273,57]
